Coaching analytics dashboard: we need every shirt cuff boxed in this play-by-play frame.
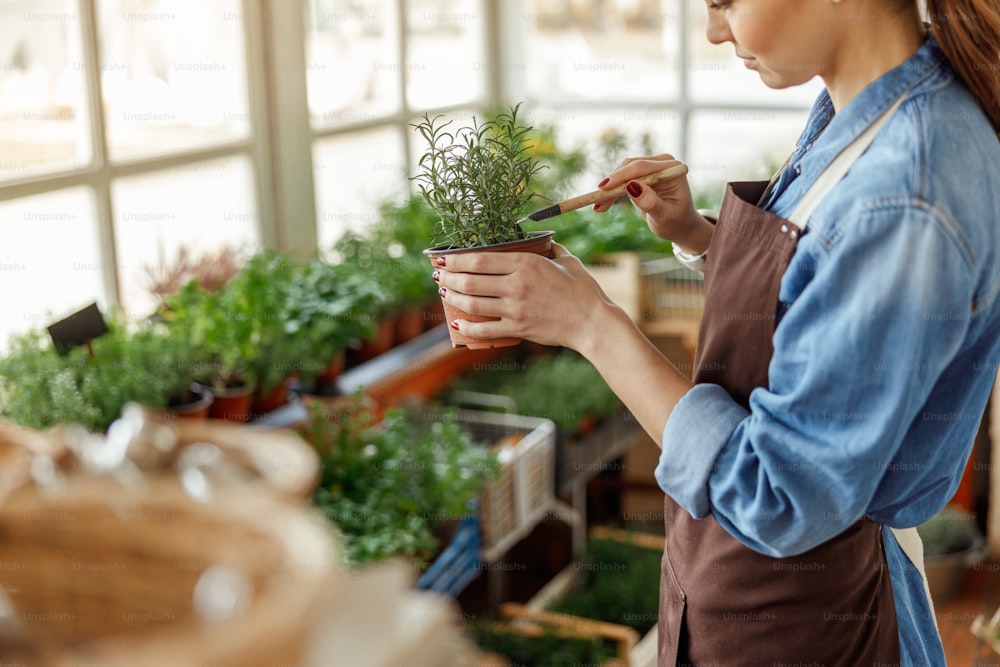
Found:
[654,383,749,518]
[670,209,717,272]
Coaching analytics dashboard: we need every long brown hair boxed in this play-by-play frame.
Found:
[924,0,1000,132]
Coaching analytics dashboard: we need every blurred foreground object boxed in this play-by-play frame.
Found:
[0,406,485,667]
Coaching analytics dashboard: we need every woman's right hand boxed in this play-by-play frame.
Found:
[594,154,714,254]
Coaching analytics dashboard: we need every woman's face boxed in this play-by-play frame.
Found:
[705,0,844,89]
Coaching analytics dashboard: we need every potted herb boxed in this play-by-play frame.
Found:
[164,278,257,422]
[916,504,986,604]
[163,250,315,419]
[331,230,398,363]
[0,317,201,433]
[302,398,498,567]
[229,251,306,414]
[412,103,553,349]
[284,256,385,393]
[371,197,443,344]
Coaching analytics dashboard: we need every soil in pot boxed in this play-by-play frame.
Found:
[425,231,555,350]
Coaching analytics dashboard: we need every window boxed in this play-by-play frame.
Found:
[0,0,260,346]
[0,0,826,345]
[305,0,489,247]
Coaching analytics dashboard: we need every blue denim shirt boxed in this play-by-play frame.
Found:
[656,36,1000,667]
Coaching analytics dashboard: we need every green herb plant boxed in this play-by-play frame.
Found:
[304,398,499,567]
[449,350,621,434]
[0,317,197,433]
[469,623,616,667]
[284,256,385,384]
[411,103,544,249]
[547,535,661,635]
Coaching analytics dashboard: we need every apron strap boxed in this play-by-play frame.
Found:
[787,95,908,229]
[779,88,937,616]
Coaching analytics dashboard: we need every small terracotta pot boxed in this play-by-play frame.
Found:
[351,316,396,364]
[163,384,213,421]
[252,377,289,415]
[208,383,256,423]
[424,231,555,349]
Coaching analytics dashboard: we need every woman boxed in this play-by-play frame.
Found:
[434,0,1000,664]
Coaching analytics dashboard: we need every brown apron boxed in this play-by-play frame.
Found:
[658,180,900,665]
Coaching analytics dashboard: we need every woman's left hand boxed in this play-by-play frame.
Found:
[432,242,615,350]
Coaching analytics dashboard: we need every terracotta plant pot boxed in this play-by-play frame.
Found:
[164,383,214,421]
[350,316,396,365]
[252,377,289,416]
[424,231,555,349]
[208,382,256,423]
[314,350,346,384]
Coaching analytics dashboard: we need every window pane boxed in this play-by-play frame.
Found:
[0,0,91,181]
[0,187,104,347]
[112,156,259,316]
[96,0,250,161]
[685,0,823,106]
[687,110,809,196]
[521,0,680,103]
[306,0,400,128]
[313,126,406,249]
[405,0,486,110]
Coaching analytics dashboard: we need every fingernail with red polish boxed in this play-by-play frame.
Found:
[438,286,446,298]
[435,256,446,267]
[626,181,642,198]
[432,270,441,282]
[450,320,460,330]
[598,178,609,187]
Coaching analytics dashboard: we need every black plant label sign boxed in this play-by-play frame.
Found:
[47,302,108,355]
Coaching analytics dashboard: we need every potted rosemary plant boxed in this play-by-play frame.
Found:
[413,103,553,349]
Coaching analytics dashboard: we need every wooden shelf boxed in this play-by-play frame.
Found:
[335,324,506,411]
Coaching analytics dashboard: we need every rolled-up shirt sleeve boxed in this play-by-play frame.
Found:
[655,202,975,558]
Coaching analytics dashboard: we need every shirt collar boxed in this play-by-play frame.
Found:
[770,34,949,208]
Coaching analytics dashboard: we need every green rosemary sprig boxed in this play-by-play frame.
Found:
[411,103,544,249]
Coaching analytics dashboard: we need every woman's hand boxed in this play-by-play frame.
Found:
[432,243,618,350]
[595,154,714,254]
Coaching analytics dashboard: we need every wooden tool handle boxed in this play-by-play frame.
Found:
[558,162,689,214]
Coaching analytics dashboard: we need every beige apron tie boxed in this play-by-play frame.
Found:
[783,92,936,617]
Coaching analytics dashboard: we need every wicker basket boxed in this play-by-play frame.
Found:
[0,409,338,667]
[641,255,705,322]
[0,476,338,667]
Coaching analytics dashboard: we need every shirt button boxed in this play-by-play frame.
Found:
[790,230,799,240]
[780,224,789,233]
[795,165,802,175]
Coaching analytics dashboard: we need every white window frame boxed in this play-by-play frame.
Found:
[0,0,812,322]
